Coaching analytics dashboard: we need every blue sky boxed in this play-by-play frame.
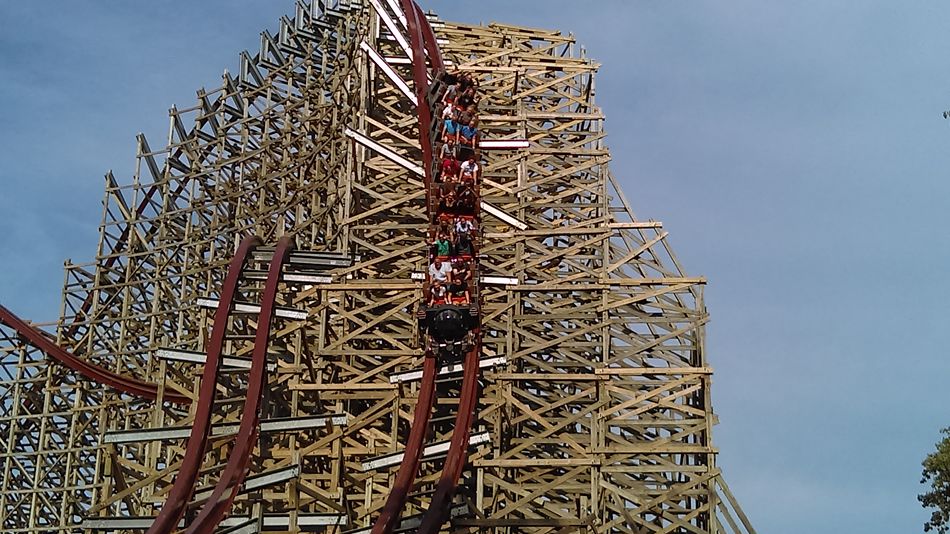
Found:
[2,1,949,532]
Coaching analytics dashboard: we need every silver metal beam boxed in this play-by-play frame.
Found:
[196,298,308,320]
[250,249,354,269]
[481,200,529,230]
[385,56,454,68]
[192,465,300,502]
[361,41,416,105]
[479,139,530,150]
[218,519,258,534]
[361,431,491,471]
[367,0,412,58]
[155,348,278,372]
[389,357,507,384]
[103,414,347,444]
[480,275,519,286]
[241,270,334,284]
[384,0,407,27]
[343,128,424,176]
[78,513,347,531]
[345,505,466,534]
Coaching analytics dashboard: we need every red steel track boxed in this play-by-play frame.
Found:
[408,3,484,531]
[183,236,293,534]
[0,305,190,405]
[371,355,438,534]
[146,235,261,534]
[417,330,481,534]
[405,0,445,186]
[369,3,444,533]
[372,2,484,533]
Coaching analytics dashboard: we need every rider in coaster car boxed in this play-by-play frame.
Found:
[428,258,452,284]
[448,273,470,305]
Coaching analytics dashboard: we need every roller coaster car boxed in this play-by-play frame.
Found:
[419,303,478,344]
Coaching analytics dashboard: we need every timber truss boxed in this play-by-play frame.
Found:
[0,1,757,533]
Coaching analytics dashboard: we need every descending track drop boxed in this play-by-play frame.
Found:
[371,1,485,532]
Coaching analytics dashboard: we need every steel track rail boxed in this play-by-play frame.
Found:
[415,0,484,528]
[0,304,190,405]
[414,2,444,70]
[183,236,293,534]
[369,2,445,534]
[371,355,437,534]
[416,329,481,534]
[146,235,262,534]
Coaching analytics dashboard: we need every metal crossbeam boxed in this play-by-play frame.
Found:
[78,513,347,531]
[480,200,529,230]
[344,128,424,176]
[389,357,507,383]
[154,348,279,372]
[103,414,348,444]
[361,40,416,104]
[361,432,491,471]
[196,298,308,320]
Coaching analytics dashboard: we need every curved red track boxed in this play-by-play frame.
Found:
[0,305,190,405]
[413,2,483,529]
[369,3,451,534]
[184,236,293,534]
[147,236,261,534]
[372,2,484,533]
[417,332,481,534]
[416,331,483,528]
[371,356,438,534]
[369,3,442,533]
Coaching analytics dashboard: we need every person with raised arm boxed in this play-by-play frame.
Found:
[433,231,452,258]
[443,80,461,107]
[454,226,473,257]
[452,259,473,284]
[438,189,458,215]
[455,216,474,238]
[440,137,457,162]
[456,185,475,215]
[458,105,477,129]
[457,86,476,110]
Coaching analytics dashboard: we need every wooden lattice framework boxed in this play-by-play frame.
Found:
[0,1,756,533]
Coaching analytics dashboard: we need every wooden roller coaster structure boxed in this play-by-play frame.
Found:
[0,1,757,533]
